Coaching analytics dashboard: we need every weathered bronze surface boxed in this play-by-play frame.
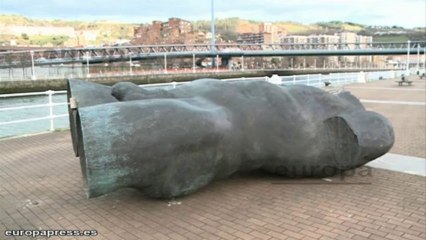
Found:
[68,79,394,198]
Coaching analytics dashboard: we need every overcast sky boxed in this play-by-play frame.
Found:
[1,0,425,28]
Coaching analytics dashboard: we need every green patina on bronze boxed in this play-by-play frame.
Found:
[68,78,394,199]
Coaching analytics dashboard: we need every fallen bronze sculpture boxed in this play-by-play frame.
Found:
[67,79,394,198]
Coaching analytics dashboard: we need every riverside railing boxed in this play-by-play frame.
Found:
[0,90,68,133]
[0,65,395,82]
[0,70,407,138]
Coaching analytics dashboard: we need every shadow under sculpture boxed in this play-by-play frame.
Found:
[67,79,394,198]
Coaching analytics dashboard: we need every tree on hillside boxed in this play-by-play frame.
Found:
[21,33,29,40]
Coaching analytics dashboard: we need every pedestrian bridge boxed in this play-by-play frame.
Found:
[0,41,425,68]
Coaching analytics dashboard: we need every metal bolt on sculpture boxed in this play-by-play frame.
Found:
[67,78,394,198]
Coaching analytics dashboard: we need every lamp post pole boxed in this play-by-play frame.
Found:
[211,0,215,68]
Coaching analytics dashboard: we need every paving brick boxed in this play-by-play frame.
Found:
[215,231,236,240]
[363,227,388,237]
[402,233,426,240]
[249,230,271,240]
[266,230,289,239]
[232,231,255,240]
[299,229,321,239]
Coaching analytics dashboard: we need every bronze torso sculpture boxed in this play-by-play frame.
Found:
[68,79,394,198]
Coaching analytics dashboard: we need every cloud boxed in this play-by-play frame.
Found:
[0,0,425,27]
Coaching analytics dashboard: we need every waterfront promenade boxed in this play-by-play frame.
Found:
[0,77,425,239]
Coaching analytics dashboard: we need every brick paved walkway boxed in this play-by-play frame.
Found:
[1,76,426,240]
[0,132,425,240]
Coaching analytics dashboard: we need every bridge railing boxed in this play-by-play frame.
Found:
[0,69,407,138]
[0,41,425,69]
[2,41,425,54]
[0,61,398,81]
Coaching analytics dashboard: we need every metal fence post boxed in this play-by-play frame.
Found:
[293,75,296,85]
[47,90,54,131]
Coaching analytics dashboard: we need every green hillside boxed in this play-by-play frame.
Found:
[0,14,135,46]
[0,14,423,46]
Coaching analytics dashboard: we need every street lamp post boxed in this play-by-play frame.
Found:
[211,0,215,67]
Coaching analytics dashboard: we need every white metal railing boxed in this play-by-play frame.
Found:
[0,90,68,132]
[0,65,398,82]
[0,70,407,138]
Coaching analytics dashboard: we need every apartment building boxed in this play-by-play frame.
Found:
[237,23,284,44]
[133,18,194,45]
[237,32,272,44]
[281,35,339,48]
[280,35,308,44]
[307,34,339,48]
[335,32,373,63]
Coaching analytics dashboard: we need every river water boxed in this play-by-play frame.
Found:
[0,94,68,138]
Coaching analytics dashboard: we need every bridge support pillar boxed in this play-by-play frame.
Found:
[416,44,420,73]
[406,40,411,75]
[164,54,168,74]
[30,51,36,80]
[241,56,245,71]
[192,54,196,73]
[216,55,219,72]
[220,56,231,70]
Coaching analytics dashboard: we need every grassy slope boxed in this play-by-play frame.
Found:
[373,35,410,42]
[0,14,135,46]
